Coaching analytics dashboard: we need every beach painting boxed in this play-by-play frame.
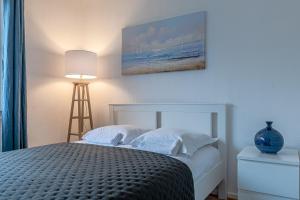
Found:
[122,11,206,75]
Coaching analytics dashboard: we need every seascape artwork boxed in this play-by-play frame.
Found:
[122,11,206,75]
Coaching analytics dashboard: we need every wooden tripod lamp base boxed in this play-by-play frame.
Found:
[67,82,93,142]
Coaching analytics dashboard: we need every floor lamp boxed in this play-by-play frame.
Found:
[64,50,97,142]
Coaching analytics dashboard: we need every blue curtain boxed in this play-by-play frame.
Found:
[2,0,27,151]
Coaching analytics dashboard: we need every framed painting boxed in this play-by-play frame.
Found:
[122,11,206,75]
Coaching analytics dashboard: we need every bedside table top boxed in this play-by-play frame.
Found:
[238,146,299,166]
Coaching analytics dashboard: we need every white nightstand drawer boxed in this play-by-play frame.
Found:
[238,160,299,199]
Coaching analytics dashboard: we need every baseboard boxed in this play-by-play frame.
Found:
[209,192,237,200]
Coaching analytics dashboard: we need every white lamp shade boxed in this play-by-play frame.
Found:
[65,50,97,79]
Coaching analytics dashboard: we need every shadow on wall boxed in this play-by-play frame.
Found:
[88,80,136,127]
[98,55,121,79]
[226,104,238,196]
[25,0,85,53]
[25,15,65,55]
[25,13,66,78]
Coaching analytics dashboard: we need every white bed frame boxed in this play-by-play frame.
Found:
[109,103,228,200]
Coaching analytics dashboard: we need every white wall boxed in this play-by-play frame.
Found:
[25,0,300,195]
[25,0,89,146]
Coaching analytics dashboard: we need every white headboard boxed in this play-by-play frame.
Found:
[109,103,227,159]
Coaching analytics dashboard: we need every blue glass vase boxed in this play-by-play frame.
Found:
[254,121,284,154]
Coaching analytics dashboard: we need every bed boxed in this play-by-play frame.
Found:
[107,103,228,200]
[0,103,227,200]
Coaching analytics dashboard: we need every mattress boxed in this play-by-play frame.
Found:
[76,140,221,180]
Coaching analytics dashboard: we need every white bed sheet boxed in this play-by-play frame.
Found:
[173,146,221,180]
[74,140,221,180]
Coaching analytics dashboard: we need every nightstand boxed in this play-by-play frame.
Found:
[237,146,299,200]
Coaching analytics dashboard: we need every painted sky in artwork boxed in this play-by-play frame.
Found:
[122,12,206,54]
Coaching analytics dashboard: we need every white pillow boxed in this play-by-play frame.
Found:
[130,128,218,156]
[82,125,148,145]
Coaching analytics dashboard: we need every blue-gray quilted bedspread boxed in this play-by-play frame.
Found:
[0,143,194,200]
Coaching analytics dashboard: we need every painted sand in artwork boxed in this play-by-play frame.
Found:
[122,12,206,75]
